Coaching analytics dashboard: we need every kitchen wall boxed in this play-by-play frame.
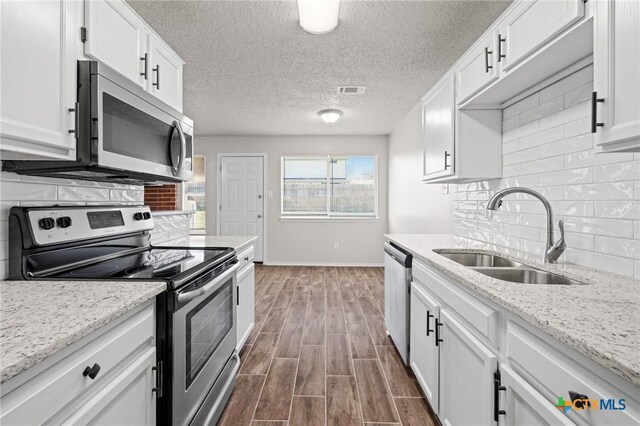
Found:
[453,64,640,279]
[0,171,144,280]
[388,103,454,234]
[195,135,388,265]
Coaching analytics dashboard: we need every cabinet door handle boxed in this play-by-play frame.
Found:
[68,102,79,139]
[153,65,160,89]
[485,47,493,73]
[493,369,507,421]
[498,35,506,62]
[426,311,434,336]
[140,53,148,80]
[82,363,101,380]
[444,151,451,170]
[591,91,604,133]
[435,319,443,346]
[237,286,240,305]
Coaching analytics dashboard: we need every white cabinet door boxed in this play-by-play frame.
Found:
[84,0,147,88]
[499,0,584,72]
[410,282,440,413]
[593,0,640,151]
[0,0,78,159]
[147,34,184,112]
[456,31,498,105]
[422,74,455,179]
[499,364,573,426]
[63,348,157,426]
[439,309,497,426]
[237,263,255,350]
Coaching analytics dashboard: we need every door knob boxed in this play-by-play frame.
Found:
[258,214,262,219]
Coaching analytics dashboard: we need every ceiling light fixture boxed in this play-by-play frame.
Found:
[297,0,340,35]
[318,109,343,123]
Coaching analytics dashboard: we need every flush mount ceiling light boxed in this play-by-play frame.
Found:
[318,109,343,123]
[297,0,340,35]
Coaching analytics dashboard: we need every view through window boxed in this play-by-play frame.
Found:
[281,156,377,217]
[184,155,206,231]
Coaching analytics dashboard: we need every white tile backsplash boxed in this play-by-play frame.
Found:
[454,66,640,279]
[0,171,144,280]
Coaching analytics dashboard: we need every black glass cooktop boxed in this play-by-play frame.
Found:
[38,246,234,284]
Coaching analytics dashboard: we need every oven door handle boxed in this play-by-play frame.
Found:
[202,352,240,425]
[175,121,186,177]
[177,263,239,304]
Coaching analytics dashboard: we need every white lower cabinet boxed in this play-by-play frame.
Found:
[236,246,256,350]
[408,259,640,426]
[62,348,156,425]
[499,363,573,426]
[409,282,440,412]
[438,309,497,426]
[0,302,157,426]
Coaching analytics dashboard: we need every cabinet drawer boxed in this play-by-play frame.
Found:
[0,304,155,425]
[506,321,640,425]
[412,261,499,345]
[237,245,255,271]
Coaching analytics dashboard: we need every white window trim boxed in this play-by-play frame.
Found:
[280,155,379,220]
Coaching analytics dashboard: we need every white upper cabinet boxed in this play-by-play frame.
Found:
[422,75,455,179]
[456,31,499,105]
[593,0,640,152]
[0,0,80,160]
[84,0,147,88]
[498,0,584,72]
[147,34,185,112]
[84,0,184,112]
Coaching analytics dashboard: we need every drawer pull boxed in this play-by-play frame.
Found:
[82,363,101,380]
[244,256,250,261]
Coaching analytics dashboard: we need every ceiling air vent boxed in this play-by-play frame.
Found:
[337,86,366,95]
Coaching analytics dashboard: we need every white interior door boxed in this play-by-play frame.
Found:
[220,156,265,261]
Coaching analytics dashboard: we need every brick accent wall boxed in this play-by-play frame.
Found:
[144,184,178,211]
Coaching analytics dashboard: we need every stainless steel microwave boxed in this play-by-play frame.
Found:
[2,61,193,185]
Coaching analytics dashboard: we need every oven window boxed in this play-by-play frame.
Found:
[185,277,233,389]
[102,93,173,166]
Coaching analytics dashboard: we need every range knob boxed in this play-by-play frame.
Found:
[56,216,72,228]
[143,212,151,220]
[133,212,145,221]
[38,217,55,230]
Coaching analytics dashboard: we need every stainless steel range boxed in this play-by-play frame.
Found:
[8,205,239,426]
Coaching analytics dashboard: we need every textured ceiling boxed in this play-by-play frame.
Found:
[128,0,511,136]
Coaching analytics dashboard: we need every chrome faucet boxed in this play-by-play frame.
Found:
[486,187,566,263]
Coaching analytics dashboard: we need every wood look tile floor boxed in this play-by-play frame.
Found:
[219,265,439,426]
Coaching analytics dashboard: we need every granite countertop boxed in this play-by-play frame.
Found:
[189,235,257,251]
[385,234,640,388]
[0,280,166,384]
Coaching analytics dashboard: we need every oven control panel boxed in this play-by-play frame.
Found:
[25,206,154,246]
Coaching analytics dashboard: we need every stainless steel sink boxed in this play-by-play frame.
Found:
[471,267,584,285]
[438,252,524,268]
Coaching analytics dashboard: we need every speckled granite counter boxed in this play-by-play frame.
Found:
[385,234,640,388]
[0,280,166,384]
[189,235,257,252]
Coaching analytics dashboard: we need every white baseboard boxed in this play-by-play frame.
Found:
[264,261,384,267]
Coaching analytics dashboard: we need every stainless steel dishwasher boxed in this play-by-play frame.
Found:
[384,241,412,365]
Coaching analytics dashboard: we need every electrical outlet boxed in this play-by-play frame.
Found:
[334,242,340,250]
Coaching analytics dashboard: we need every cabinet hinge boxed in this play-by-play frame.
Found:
[80,27,87,43]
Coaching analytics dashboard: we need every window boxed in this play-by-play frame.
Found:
[281,156,377,218]
[184,155,206,232]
